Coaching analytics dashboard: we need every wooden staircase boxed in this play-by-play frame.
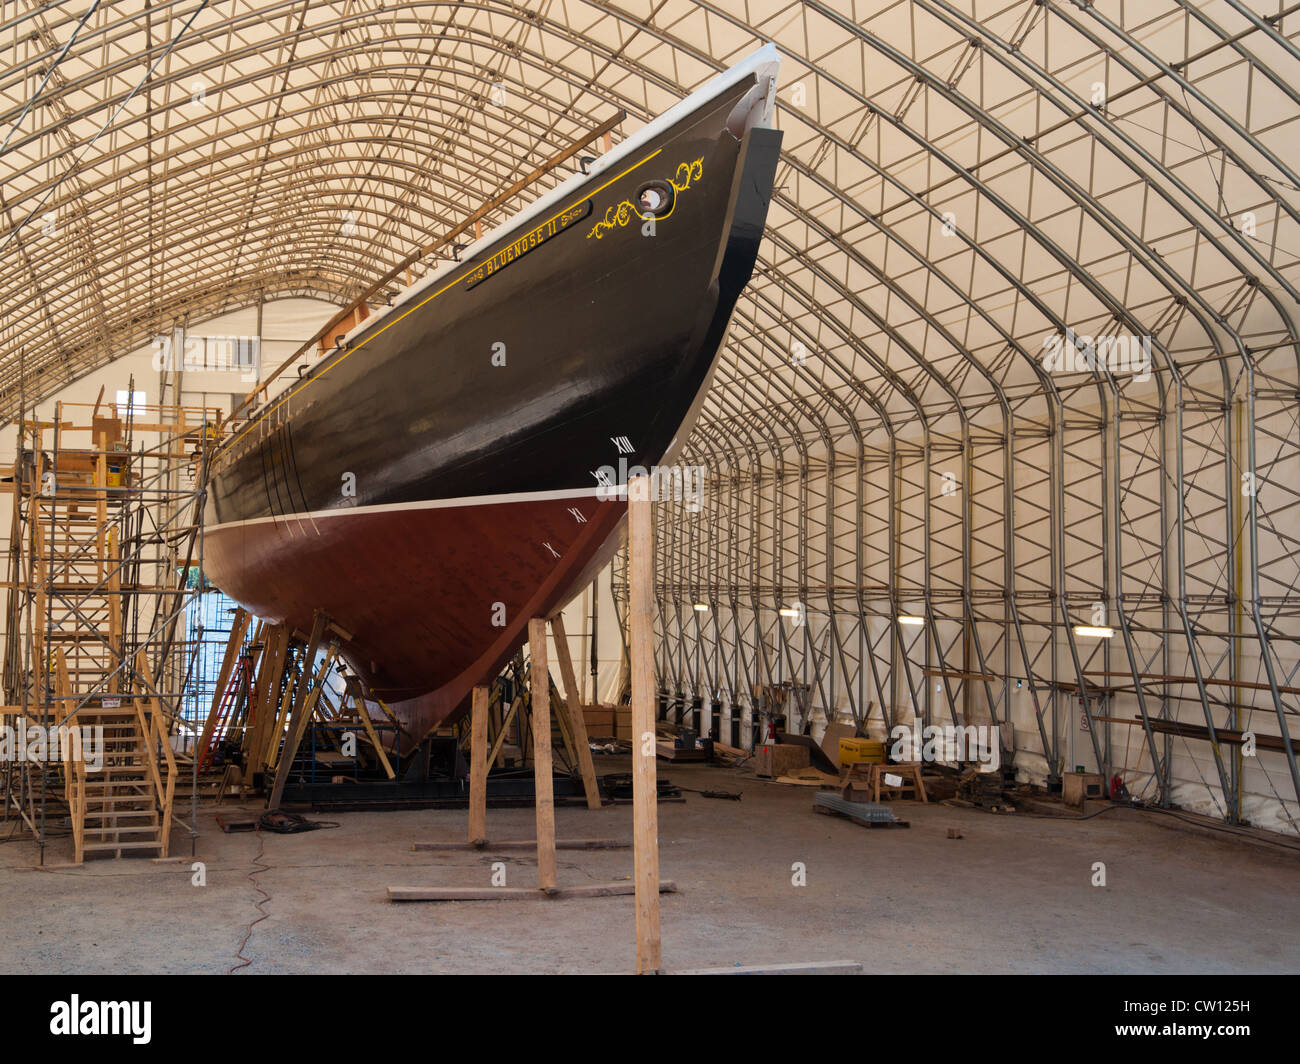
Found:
[60,652,176,863]
[76,706,165,859]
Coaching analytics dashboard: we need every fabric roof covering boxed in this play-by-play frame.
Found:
[3,1,1294,421]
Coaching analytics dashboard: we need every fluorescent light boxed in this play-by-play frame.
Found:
[692,603,709,612]
[778,606,800,617]
[1073,625,1115,638]
[897,615,925,626]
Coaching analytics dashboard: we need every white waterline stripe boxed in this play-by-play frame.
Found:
[206,485,609,533]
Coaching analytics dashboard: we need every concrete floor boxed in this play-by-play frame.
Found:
[1,755,1297,974]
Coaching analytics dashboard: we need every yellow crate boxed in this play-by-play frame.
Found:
[838,737,886,764]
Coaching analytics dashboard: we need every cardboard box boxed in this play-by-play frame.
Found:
[754,743,810,778]
[820,723,856,766]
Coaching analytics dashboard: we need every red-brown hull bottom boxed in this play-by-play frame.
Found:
[202,493,626,742]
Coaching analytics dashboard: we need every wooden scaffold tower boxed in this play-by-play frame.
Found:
[0,391,220,862]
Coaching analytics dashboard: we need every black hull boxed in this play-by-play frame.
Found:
[202,54,783,733]
[207,94,781,524]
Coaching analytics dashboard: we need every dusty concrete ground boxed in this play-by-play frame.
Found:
[1,755,1296,974]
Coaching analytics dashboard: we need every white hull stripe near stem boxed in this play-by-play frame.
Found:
[204,484,614,534]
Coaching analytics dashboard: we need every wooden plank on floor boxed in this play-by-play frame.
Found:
[412,839,630,851]
[387,880,677,902]
[670,960,864,975]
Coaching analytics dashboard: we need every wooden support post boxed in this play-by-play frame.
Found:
[266,655,300,769]
[629,473,662,973]
[529,618,557,892]
[268,612,328,809]
[94,444,106,586]
[296,647,337,737]
[107,525,121,663]
[550,686,579,767]
[468,685,489,846]
[486,693,522,769]
[550,612,603,810]
[368,693,411,751]
[352,686,396,780]
[242,640,271,784]
[32,495,46,684]
[197,607,250,764]
[517,687,532,769]
[488,687,503,767]
[244,624,289,784]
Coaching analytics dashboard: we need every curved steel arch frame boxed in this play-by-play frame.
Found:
[1,0,1297,833]
[626,0,1298,835]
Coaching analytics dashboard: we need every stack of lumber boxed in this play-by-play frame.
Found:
[955,764,1020,811]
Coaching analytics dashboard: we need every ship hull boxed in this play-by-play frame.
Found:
[203,55,782,740]
[204,490,627,737]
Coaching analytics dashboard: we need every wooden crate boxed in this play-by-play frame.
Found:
[583,707,615,734]
[583,705,632,741]
[753,743,810,779]
[1063,771,1105,808]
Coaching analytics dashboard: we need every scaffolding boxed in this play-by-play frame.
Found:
[0,393,219,861]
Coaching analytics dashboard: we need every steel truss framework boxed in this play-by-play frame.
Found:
[0,0,1297,832]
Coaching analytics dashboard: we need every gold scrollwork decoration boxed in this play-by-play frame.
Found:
[587,156,704,239]
[669,158,703,191]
